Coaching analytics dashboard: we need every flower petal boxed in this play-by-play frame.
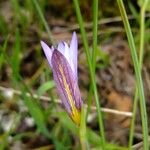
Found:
[51,49,82,124]
[57,42,65,54]
[41,41,53,67]
[70,32,78,79]
[63,42,75,76]
[51,45,54,51]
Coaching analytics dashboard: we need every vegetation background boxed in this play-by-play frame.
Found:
[0,0,150,149]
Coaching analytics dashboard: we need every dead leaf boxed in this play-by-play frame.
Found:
[107,91,132,128]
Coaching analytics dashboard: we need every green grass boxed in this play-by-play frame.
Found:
[117,0,149,149]
[73,0,106,148]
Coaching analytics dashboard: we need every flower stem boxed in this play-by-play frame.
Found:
[79,106,89,150]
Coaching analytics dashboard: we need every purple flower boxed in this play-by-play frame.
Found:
[41,32,82,125]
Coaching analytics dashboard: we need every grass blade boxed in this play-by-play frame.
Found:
[117,0,149,149]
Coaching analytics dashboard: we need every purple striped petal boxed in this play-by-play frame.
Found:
[51,49,82,125]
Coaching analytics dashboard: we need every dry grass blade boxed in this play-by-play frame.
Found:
[0,86,132,117]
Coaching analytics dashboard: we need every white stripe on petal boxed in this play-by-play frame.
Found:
[70,32,78,80]
[64,42,75,76]
[57,42,65,54]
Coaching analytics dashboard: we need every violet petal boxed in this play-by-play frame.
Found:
[41,41,53,67]
[57,42,65,54]
[70,32,78,79]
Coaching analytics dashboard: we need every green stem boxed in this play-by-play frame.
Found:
[73,0,106,148]
[86,0,99,125]
[128,0,149,148]
[32,0,55,44]
[139,1,148,68]
[117,0,149,149]
[79,107,89,150]
[128,88,138,149]
[92,0,98,71]
[86,84,93,121]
